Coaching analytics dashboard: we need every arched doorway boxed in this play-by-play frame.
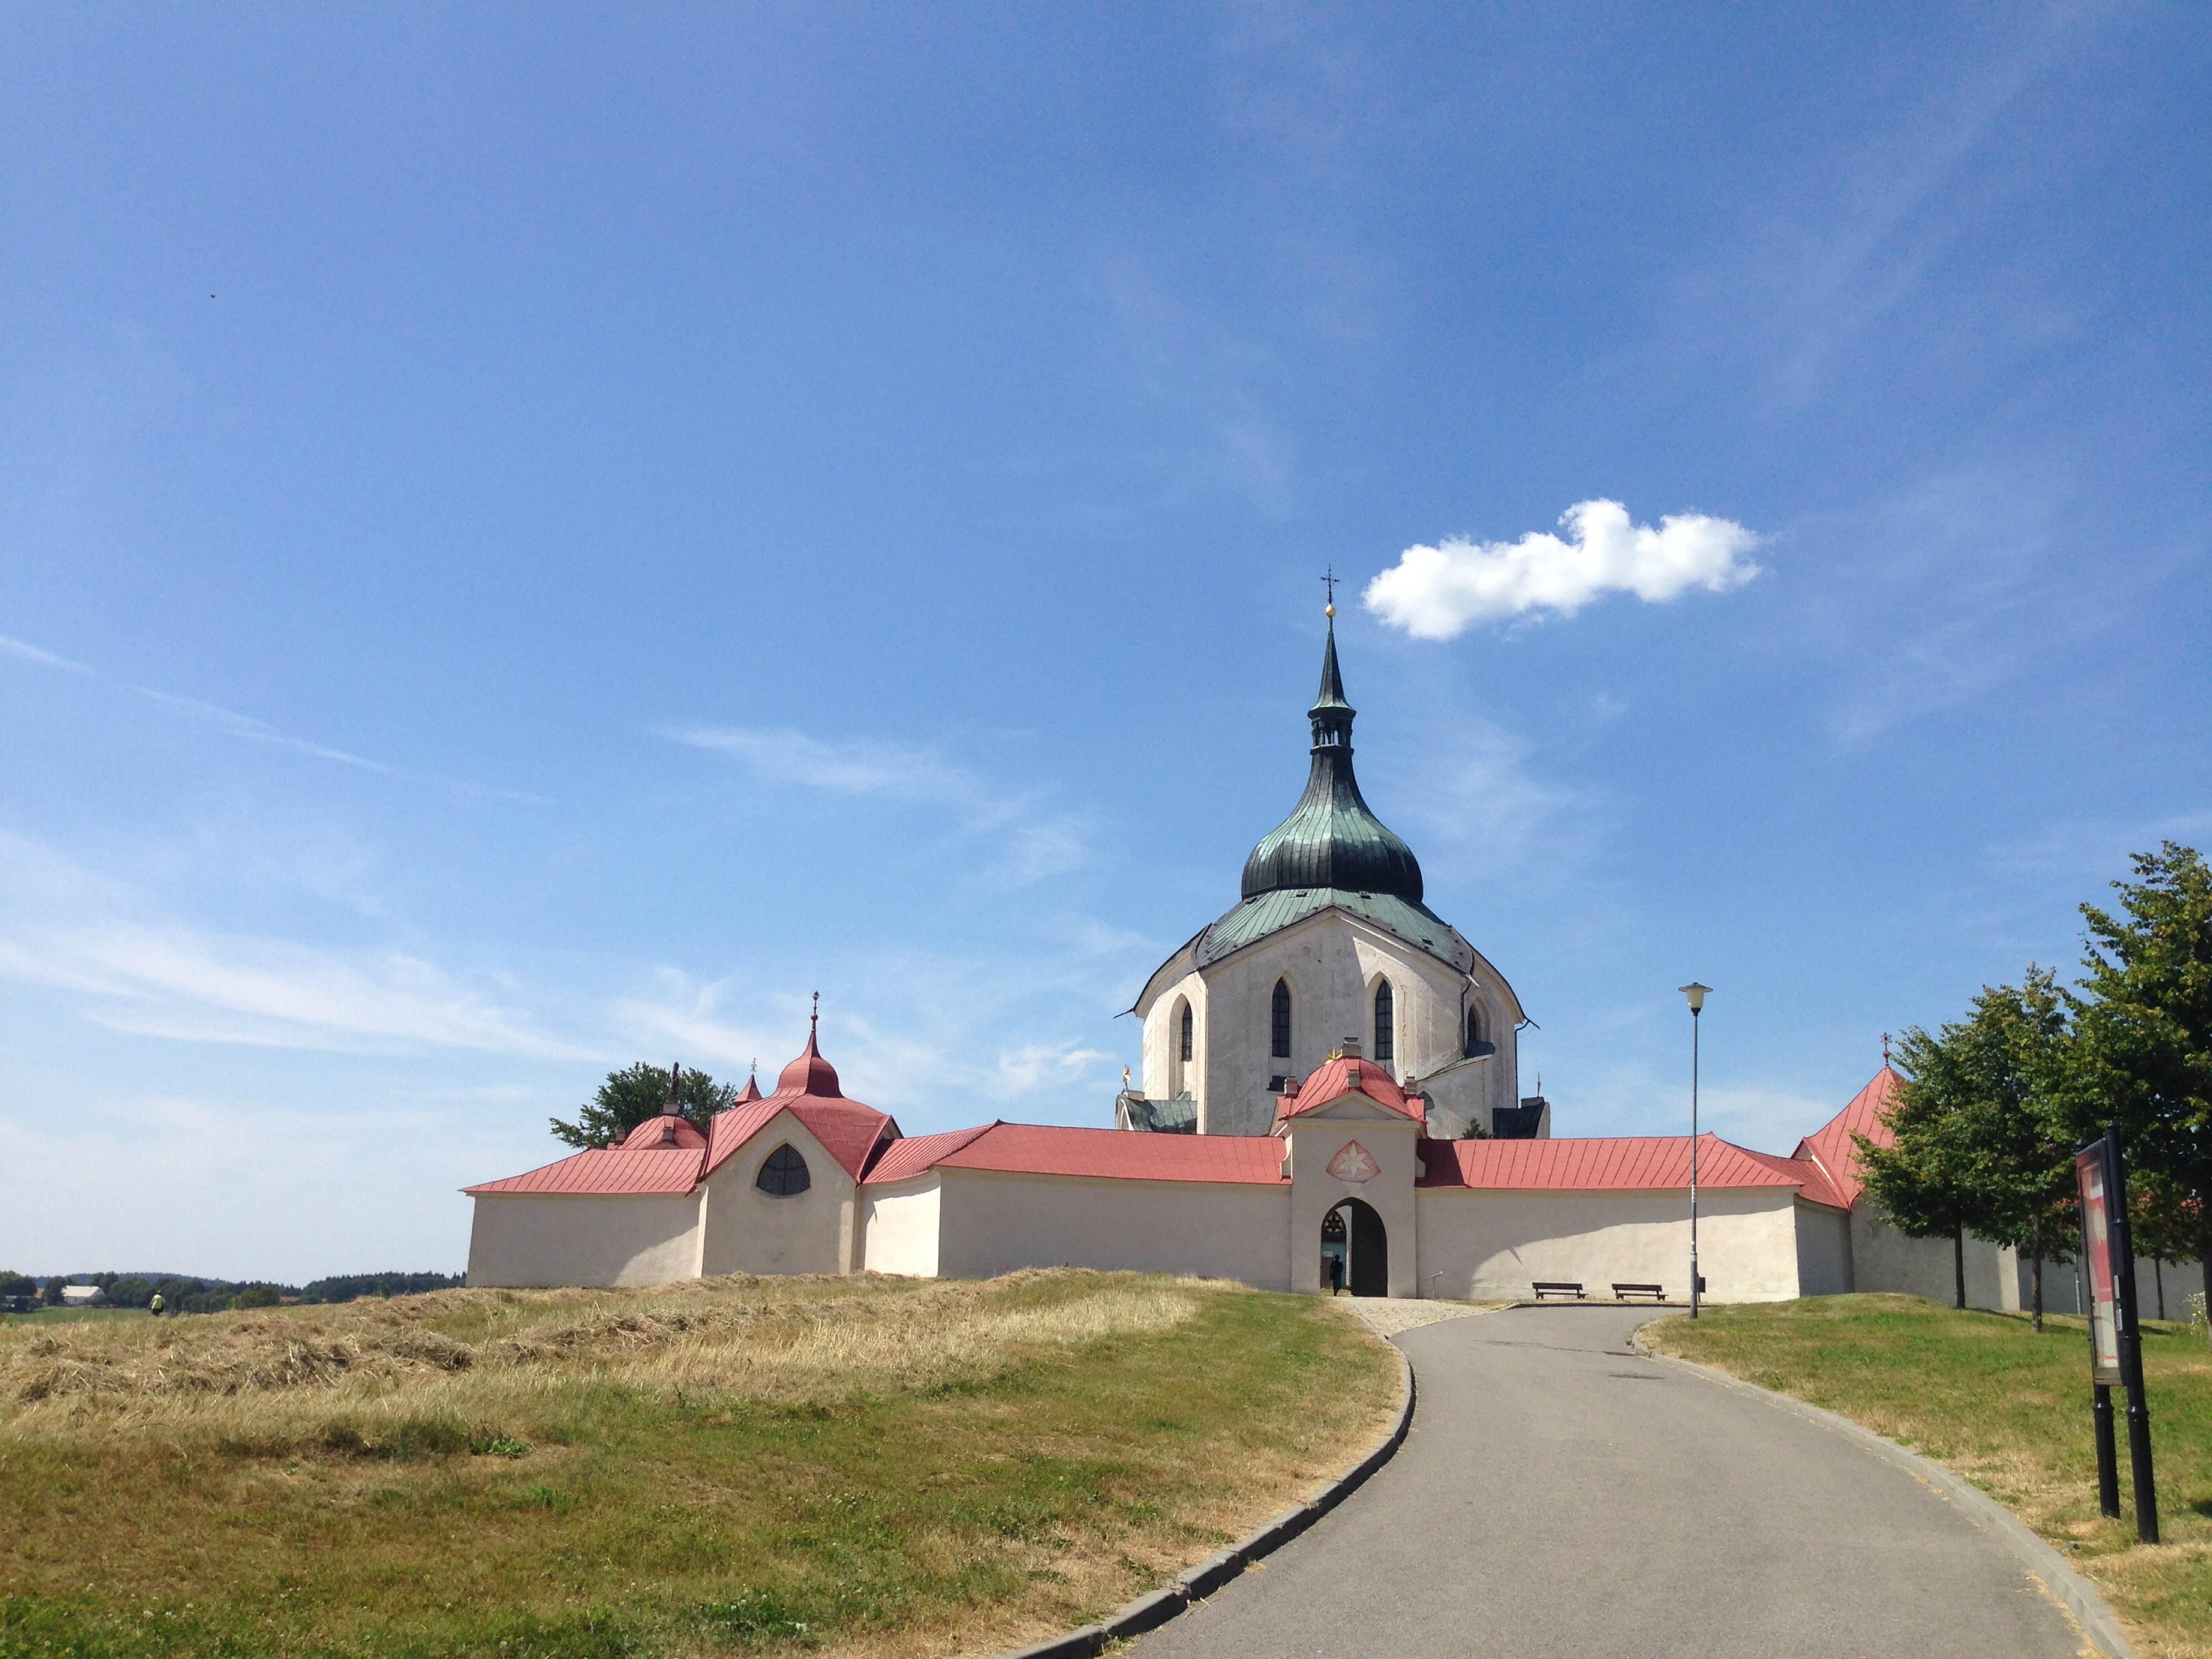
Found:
[1322,1199,1388,1297]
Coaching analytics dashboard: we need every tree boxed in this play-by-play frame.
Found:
[0,1271,33,1301]
[40,1276,67,1307]
[549,1062,741,1150]
[2073,842,2212,1321]
[1858,1023,1981,1309]
[1951,968,2083,1333]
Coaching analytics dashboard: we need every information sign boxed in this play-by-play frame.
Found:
[2076,1141,2124,1387]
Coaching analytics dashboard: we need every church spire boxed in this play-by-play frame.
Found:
[1238,590,1423,904]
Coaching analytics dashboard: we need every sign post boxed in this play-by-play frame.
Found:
[2076,1129,2158,1543]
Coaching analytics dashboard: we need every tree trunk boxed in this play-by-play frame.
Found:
[1953,1221,1966,1310]
[2154,1256,2164,1322]
[2031,1244,2044,1335]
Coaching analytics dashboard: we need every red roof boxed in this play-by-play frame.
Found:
[864,1122,1288,1186]
[619,1113,708,1150]
[1417,1133,1845,1209]
[1274,1053,1424,1126]
[465,1146,705,1196]
[775,1020,843,1098]
[701,1094,895,1182]
[861,1125,995,1185]
[1793,1065,1901,1209]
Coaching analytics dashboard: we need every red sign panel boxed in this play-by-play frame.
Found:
[2077,1142,2123,1386]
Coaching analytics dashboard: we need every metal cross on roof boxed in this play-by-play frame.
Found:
[1881,1031,1892,1063]
[811,990,820,1035]
[1321,567,1338,608]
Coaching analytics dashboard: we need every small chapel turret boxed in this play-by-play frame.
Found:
[1123,601,1531,1140]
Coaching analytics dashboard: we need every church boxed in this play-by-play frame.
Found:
[464,613,2094,1311]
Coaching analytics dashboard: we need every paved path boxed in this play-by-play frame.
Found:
[1137,1306,2089,1659]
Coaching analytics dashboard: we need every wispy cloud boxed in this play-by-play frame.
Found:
[1364,500,1760,639]
[664,724,1091,889]
[1,633,93,675]
[0,832,590,1060]
[0,627,542,802]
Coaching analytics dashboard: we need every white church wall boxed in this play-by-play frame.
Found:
[1413,1187,1804,1302]
[858,1178,942,1277]
[1849,1204,2012,1308]
[697,1114,854,1277]
[933,1169,1291,1288]
[1139,969,1208,1124]
[466,1193,700,1289]
[1193,911,1512,1140]
[1793,1201,1854,1296]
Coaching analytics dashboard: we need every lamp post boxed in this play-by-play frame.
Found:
[1679,983,1711,1318]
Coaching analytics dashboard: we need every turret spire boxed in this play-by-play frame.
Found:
[1239,599,1423,903]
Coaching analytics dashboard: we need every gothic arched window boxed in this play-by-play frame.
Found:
[755,1144,811,1197]
[1465,1004,1494,1058]
[1271,979,1292,1060]
[1180,1001,1194,1063]
[1374,980,1394,1070]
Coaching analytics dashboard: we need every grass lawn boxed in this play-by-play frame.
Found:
[1645,1293,2212,1659]
[0,1270,1397,1659]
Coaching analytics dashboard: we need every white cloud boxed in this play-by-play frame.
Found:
[1363,499,1761,639]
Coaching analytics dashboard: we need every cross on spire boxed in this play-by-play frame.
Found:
[1321,566,1338,613]
[1881,1031,1892,1065]
[811,990,820,1037]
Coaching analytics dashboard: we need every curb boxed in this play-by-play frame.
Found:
[1630,1321,2137,1659]
[995,1335,1416,1659]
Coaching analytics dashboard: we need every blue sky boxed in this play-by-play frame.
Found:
[3,6,2206,1280]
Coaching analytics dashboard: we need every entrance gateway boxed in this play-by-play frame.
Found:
[1322,1198,1389,1297]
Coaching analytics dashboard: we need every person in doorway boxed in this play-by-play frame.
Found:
[1327,1254,1344,1296]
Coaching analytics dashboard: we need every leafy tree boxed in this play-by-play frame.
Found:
[0,1271,33,1301]
[1951,968,2083,1332]
[2073,842,2212,1320]
[549,1062,740,1150]
[40,1276,67,1307]
[1858,1024,1981,1308]
[231,1285,283,1310]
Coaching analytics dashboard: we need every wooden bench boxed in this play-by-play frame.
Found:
[1531,1281,1586,1301]
[1612,1282,1666,1301]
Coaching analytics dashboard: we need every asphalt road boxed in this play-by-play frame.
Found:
[1135,1305,2088,1659]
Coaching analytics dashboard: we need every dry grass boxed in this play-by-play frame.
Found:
[1646,1294,2212,1659]
[0,1270,1397,1658]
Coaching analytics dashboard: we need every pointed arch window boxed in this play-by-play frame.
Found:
[755,1144,811,1197]
[1179,1001,1194,1063]
[1465,1004,1494,1058]
[1271,979,1292,1060]
[1374,979,1394,1070]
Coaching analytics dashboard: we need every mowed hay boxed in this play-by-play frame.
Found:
[0,1270,1201,1450]
[0,1271,1396,1657]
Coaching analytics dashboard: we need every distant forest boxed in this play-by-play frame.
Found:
[0,1270,463,1314]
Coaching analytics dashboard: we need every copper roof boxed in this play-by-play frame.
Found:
[1792,1065,1901,1210]
[465,1146,705,1196]
[1416,1133,1845,1208]
[619,1113,708,1150]
[1275,1053,1425,1125]
[864,1122,1288,1186]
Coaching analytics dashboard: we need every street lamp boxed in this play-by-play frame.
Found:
[1679,983,1711,1319]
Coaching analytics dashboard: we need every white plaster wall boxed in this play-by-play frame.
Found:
[1413,1188,1804,1303]
[696,1114,855,1277]
[1793,1202,1854,1296]
[467,1193,701,1288]
[1139,970,1208,1125]
[2135,1254,2201,1323]
[859,1179,942,1276]
[1284,1112,1421,1296]
[1995,1248,2085,1317]
[1849,1205,2014,1308]
[1187,910,1515,1139]
[933,1170,1291,1289]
